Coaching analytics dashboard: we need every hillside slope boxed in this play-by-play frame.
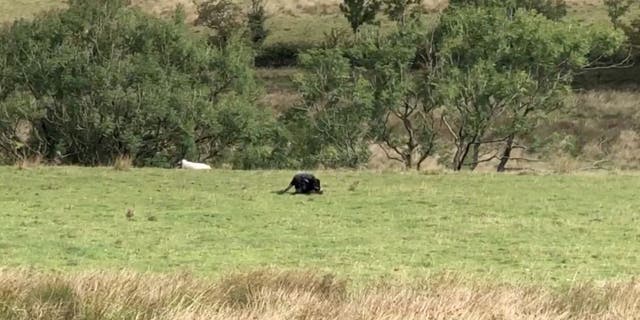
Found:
[1,0,607,23]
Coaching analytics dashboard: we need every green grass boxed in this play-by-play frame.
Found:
[1,166,639,285]
[265,14,349,45]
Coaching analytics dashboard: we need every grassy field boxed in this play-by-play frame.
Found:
[2,166,640,285]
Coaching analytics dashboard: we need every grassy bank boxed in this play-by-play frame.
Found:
[1,166,639,283]
[1,268,640,319]
[0,1,616,42]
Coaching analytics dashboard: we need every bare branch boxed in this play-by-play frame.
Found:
[377,142,404,163]
[441,115,458,141]
[578,159,611,171]
[512,144,527,150]
[466,153,499,166]
[505,157,540,162]
[579,48,635,73]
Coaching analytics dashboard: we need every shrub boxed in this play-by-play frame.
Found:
[339,0,382,33]
[193,0,245,46]
[254,42,317,67]
[0,0,276,168]
[448,0,568,20]
[382,0,423,24]
[285,49,375,168]
[247,0,269,48]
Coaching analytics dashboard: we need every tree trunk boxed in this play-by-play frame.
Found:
[404,144,414,170]
[452,140,473,171]
[469,142,480,171]
[415,148,431,171]
[496,134,515,173]
[452,145,463,171]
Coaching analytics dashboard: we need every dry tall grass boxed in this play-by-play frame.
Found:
[15,155,42,170]
[1,268,640,319]
[113,155,133,171]
[129,0,450,18]
[130,0,604,18]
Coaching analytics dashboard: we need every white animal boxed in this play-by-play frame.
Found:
[177,159,211,170]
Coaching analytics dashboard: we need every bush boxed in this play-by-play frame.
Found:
[254,42,317,67]
[340,0,382,33]
[247,0,269,48]
[382,0,423,24]
[284,49,375,168]
[194,0,245,46]
[0,91,43,164]
[0,0,276,168]
[448,0,567,20]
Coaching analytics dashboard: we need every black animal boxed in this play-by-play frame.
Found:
[277,172,323,195]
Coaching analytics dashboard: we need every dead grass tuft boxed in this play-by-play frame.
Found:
[610,130,640,169]
[132,0,198,21]
[367,144,445,172]
[549,154,582,173]
[213,269,348,308]
[15,155,42,170]
[113,155,133,171]
[1,268,640,319]
[259,90,301,113]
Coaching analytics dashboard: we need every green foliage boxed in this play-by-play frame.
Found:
[0,0,273,167]
[321,28,354,49]
[247,0,269,48]
[289,5,617,171]
[448,0,568,20]
[194,0,245,46]
[382,0,423,24]
[0,92,43,163]
[339,0,382,33]
[437,60,523,170]
[603,0,640,64]
[254,41,316,67]
[604,0,635,28]
[194,0,269,50]
[348,20,438,169]
[289,18,440,170]
[287,49,375,168]
[434,6,624,170]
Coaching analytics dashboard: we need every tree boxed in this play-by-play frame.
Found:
[247,0,269,48]
[288,17,441,170]
[437,61,523,171]
[285,49,375,168]
[350,21,438,170]
[340,0,382,33]
[194,0,270,49]
[433,6,624,171]
[0,0,276,167]
[604,0,635,29]
[194,0,245,46]
[603,0,640,66]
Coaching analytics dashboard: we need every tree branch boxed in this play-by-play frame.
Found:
[441,115,458,142]
[377,142,404,163]
[466,152,499,166]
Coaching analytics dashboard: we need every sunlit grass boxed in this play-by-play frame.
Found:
[1,166,639,284]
